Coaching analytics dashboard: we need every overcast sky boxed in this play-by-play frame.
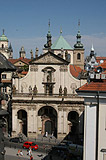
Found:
[0,0,106,58]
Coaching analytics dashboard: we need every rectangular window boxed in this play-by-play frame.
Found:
[2,74,6,79]
[2,87,6,93]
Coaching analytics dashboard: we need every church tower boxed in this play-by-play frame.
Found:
[73,22,84,69]
[8,43,13,59]
[0,29,9,59]
[43,20,52,53]
[19,46,26,58]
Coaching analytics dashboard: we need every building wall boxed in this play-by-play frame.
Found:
[98,99,106,160]
[14,64,85,94]
[83,103,96,160]
[73,49,84,69]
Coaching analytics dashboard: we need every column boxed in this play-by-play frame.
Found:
[33,107,37,133]
[28,107,33,132]
[58,109,63,134]
[63,109,68,134]
[12,106,17,135]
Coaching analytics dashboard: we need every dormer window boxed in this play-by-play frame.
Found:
[77,53,81,60]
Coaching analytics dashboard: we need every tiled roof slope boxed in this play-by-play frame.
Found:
[96,61,106,70]
[78,81,106,91]
[96,57,106,63]
[8,57,31,65]
[70,65,82,79]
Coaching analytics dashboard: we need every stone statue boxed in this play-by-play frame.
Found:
[29,85,32,94]
[47,75,50,82]
[59,85,62,96]
[64,87,67,96]
[12,85,16,94]
[33,85,38,95]
[21,85,23,93]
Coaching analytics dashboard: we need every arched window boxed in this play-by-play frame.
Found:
[77,53,81,60]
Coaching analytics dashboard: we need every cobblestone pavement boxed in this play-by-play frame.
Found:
[5,147,46,160]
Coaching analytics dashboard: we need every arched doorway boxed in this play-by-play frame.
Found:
[38,106,57,137]
[45,120,52,134]
[17,110,27,136]
[68,111,79,143]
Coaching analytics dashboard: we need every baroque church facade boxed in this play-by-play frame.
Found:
[0,26,86,141]
[11,26,86,141]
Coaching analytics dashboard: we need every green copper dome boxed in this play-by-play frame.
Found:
[51,35,72,50]
[0,34,8,41]
[0,30,8,41]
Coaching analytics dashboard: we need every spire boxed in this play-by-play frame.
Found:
[44,20,52,49]
[19,46,26,58]
[74,20,83,49]
[9,43,13,52]
[90,44,95,57]
[30,49,33,60]
[91,44,94,52]
[8,43,13,59]
[48,19,50,34]
[35,47,39,58]
[60,27,62,35]
[3,29,5,35]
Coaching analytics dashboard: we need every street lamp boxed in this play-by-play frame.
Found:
[0,53,16,160]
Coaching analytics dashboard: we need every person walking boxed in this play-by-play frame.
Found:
[30,155,33,160]
[27,148,32,156]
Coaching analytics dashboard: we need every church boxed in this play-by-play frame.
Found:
[11,25,87,141]
[0,25,87,141]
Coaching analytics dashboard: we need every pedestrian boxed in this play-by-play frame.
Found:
[27,148,32,156]
[30,155,33,160]
[19,150,23,156]
[17,149,20,156]
[45,132,48,137]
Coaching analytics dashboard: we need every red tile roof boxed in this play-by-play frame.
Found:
[21,71,28,75]
[8,57,31,65]
[78,81,106,91]
[96,57,106,63]
[96,61,106,69]
[70,65,82,79]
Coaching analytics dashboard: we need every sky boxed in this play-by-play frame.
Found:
[0,0,106,58]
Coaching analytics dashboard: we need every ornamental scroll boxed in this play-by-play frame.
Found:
[60,65,68,72]
[30,65,38,72]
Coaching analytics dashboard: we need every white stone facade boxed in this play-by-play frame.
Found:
[12,51,86,140]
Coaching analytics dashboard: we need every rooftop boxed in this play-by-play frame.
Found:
[51,35,72,50]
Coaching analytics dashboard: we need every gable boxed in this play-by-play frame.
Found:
[14,60,28,67]
[30,52,69,65]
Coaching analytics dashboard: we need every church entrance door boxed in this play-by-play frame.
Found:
[45,120,52,134]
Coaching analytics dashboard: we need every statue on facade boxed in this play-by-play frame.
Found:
[21,85,23,93]
[29,85,32,94]
[71,83,77,94]
[64,87,67,96]
[33,85,38,95]
[59,85,62,96]
[47,75,50,82]
[12,85,16,94]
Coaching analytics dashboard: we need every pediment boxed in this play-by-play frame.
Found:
[31,52,69,65]
[14,60,27,66]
